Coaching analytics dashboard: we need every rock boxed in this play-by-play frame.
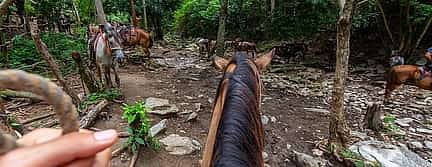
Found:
[303,108,330,114]
[409,141,424,149]
[261,115,269,125]
[145,97,169,108]
[395,118,414,127]
[416,128,432,135]
[425,141,432,150]
[351,131,369,140]
[194,103,201,112]
[312,149,323,157]
[286,144,292,150]
[349,140,432,167]
[291,151,325,167]
[150,119,167,137]
[159,134,201,155]
[270,116,277,123]
[146,97,180,115]
[263,152,269,162]
[147,104,179,115]
[186,112,198,122]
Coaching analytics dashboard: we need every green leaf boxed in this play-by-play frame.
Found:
[132,143,137,152]
[135,137,145,145]
[127,114,136,124]
[126,127,134,134]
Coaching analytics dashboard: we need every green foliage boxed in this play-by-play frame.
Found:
[382,114,405,140]
[172,0,338,40]
[122,101,160,152]
[107,12,130,24]
[8,33,86,75]
[340,148,382,167]
[6,114,22,131]
[80,89,121,109]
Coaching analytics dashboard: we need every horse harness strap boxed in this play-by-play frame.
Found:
[95,28,112,55]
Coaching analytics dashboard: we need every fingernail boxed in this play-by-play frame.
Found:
[94,129,117,141]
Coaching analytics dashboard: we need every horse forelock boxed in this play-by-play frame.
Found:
[207,53,264,167]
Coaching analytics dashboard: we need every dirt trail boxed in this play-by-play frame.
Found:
[5,42,431,167]
[105,45,330,167]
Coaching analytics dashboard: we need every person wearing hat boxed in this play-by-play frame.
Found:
[424,47,432,70]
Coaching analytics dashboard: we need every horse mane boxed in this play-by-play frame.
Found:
[211,52,264,167]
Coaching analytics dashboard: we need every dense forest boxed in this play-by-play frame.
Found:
[1,0,432,167]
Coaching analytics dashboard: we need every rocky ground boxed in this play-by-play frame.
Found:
[2,40,432,167]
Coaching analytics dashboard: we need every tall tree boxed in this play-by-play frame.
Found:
[128,0,139,27]
[142,0,148,30]
[329,0,357,149]
[95,0,107,24]
[215,0,228,57]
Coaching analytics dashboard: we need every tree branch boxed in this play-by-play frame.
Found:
[414,14,432,50]
[375,0,395,46]
[29,21,81,105]
[0,0,14,15]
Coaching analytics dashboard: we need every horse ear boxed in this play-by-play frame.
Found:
[213,56,229,71]
[255,48,274,71]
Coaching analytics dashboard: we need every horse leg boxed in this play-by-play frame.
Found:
[384,83,401,104]
[144,47,151,65]
[102,64,111,89]
[96,62,103,84]
[112,60,121,88]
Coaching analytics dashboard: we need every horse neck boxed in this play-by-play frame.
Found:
[211,59,264,167]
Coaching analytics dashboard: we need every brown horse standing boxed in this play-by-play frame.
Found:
[201,49,274,167]
[384,65,432,101]
[121,27,153,63]
[235,42,257,58]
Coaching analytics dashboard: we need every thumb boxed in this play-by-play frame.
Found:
[0,129,118,167]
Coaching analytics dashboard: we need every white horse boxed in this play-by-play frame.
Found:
[94,23,125,89]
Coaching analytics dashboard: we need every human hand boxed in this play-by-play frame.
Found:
[0,128,118,167]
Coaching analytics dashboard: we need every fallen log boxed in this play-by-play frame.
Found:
[21,113,55,124]
[0,90,44,102]
[112,145,128,158]
[80,100,108,128]
[128,146,140,167]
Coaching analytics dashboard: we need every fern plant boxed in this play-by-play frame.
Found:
[122,101,160,152]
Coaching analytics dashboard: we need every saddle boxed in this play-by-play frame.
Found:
[418,66,431,80]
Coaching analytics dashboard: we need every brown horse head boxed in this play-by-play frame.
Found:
[201,49,274,167]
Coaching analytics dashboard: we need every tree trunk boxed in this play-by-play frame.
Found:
[95,0,107,24]
[29,21,81,106]
[215,0,228,57]
[71,52,100,94]
[270,0,275,14]
[142,0,148,30]
[329,0,356,148]
[128,0,139,27]
[414,14,432,51]
[363,102,383,131]
[153,0,163,40]
[0,0,14,15]
[72,1,81,25]
[376,0,395,46]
